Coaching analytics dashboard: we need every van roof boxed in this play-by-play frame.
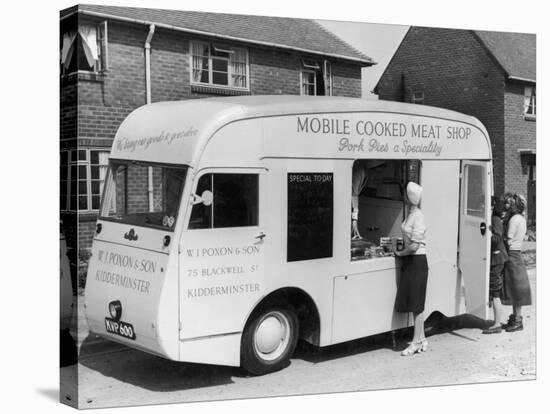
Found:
[112,95,491,165]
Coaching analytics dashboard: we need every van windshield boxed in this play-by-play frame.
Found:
[100,161,187,231]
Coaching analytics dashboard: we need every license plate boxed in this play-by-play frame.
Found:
[105,318,136,340]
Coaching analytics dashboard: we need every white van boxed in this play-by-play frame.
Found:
[85,96,491,375]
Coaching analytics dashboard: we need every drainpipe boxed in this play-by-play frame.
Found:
[145,24,155,104]
[145,24,155,212]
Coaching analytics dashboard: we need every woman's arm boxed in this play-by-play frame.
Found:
[394,242,419,257]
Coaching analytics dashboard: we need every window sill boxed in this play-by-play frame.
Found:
[61,211,100,221]
[79,211,100,222]
[61,71,106,85]
[191,84,250,96]
[524,114,536,121]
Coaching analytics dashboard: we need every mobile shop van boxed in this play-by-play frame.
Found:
[85,96,491,375]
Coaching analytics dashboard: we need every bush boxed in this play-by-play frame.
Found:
[78,248,91,294]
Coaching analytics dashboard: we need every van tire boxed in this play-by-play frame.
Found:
[241,305,298,375]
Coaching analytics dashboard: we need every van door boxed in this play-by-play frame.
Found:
[179,169,265,339]
[458,161,491,319]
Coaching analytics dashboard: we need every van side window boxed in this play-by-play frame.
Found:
[464,164,486,218]
[351,160,420,260]
[287,173,333,262]
[188,173,259,229]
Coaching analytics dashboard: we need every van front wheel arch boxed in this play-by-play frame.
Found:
[240,304,298,375]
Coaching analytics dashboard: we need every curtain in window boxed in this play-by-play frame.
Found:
[323,60,332,96]
[524,87,535,115]
[523,86,536,115]
[98,152,113,212]
[78,25,99,68]
[352,161,369,215]
[230,48,247,88]
[61,31,77,70]
[192,43,209,83]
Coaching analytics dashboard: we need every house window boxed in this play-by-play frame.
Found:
[301,70,317,95]
[60,21,108,75]
[190,41,249,90]
[60,149,109,212]
[300,59,332,96]
[524,86,536,119]
[412,90,424,104]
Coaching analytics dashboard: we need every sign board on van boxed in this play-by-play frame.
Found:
[263,113,491,160]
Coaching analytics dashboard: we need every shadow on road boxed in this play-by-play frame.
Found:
[78,335,243,392]
[425,312,492,336]
[295,312,493,363]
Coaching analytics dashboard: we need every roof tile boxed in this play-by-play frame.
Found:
[474,30,535,81]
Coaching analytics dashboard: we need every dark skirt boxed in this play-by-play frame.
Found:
[502,250,532,306]
[489,263,504,299]
[395,254,428,313]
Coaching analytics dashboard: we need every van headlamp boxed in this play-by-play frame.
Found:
[108,300,122,321]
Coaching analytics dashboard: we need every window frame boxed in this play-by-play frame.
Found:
[60,148,110,213]
[189,40,250,91]
[524,85,536,120]
[301,69,317,96]
[350,159,422,262]
[60,20,108,77]
[300,59,333,96]
[99,161,188,231]
[463,163,487,219]
[187,171,260,230]
[411,90,425,104]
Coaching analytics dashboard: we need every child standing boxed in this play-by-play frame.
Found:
[483,196,508,334]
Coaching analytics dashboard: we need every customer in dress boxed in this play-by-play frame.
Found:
[483,196,508,334]
[394,181,429,355]
[501,193,532,332]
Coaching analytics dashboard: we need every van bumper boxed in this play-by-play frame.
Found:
[86,317,174,359]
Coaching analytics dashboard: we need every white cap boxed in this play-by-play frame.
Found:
[406,182,422,206]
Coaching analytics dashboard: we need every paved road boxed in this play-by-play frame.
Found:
[61,268,536,409]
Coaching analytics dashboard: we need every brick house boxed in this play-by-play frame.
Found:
[60,4,374,262]
[374,27,536,225]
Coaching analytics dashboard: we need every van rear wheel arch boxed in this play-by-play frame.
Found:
[239,288,321,375]
[243,288,321,346]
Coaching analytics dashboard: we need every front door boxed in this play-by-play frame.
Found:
[458,161,491,319]
[179,169,265,339]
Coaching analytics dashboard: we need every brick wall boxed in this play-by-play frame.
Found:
[78,219,97,249]
[503,82,536,218]
[376,27,507,194]
[60,82,77,142]
[332,61,362,98]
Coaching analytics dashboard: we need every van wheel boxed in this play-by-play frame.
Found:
[241,305,298,375]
